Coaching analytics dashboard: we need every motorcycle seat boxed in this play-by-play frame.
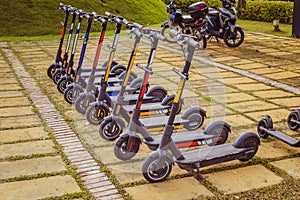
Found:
[182,16,196,24]
[208,7,219,16]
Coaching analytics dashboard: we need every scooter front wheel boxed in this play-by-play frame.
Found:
[64,85,83,104]
[57,78,70,94]
[52,70,62,84]
[47,63,60,79]
[114,137,140,160]
[142,154,173,183]
[74,94,95,114]
[86,104,109,125]
[99,118,123,141]
[287,112,300,131]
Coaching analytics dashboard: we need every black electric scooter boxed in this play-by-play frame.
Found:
[257,110,300,147]
[85,15,171,125]
[142,31,260,183]
[111,24,230,161]
[51,7,78,84]
[47,3,74,79]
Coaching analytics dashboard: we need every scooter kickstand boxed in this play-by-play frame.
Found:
[194,163,201,181]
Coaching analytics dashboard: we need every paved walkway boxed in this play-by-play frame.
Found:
[0,32,299,199]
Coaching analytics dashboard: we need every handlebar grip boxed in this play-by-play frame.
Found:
[154,32,166,41]
[187,38,202,49]
[122,18,130,26]
[114,17,122,24]
[133,22,144,29]
[105,12,113,17]
[169,29,178,38]
[133,28,143,38]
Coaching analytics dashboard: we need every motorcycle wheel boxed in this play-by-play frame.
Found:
[223,27,244,48]
[193,29,207,49]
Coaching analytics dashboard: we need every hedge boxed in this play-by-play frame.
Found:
[162,0,294,24]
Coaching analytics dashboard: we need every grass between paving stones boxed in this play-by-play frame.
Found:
[7,36,300,199]
[1,51,92,199]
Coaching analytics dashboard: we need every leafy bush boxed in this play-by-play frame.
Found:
[238,1,294,24]
[162,0,294,24]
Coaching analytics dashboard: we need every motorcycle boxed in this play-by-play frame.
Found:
[161,0,208,49]
[204,0,244,47]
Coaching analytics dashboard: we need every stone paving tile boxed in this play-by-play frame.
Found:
[214,92,257,104]
[248,67,285,75]
[218,77,257,85]
[269,97,300,108]
[227,100,279,113]
[0,156,66,180]
[256,141,300,159]
[204,165,283,194]
[0,91,24,98]
[0,175,81,200]
[264,71,300,80]
[0,106,35,117]
[0,115,41,129]
[212,56,240,62]
[0,127,49,143]
[234,83,275,91]
[251,90,295,99]
[0,140,56,159]
[233,63,268,70]
[126,177,214,199]
[246,108,291,123]
[207,114,256,128]
[0,78,19,84]
[271,157,300,179]
[0,96,31,107]
[196,85,238,95]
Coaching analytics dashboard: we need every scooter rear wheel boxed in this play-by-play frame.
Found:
[142,154,173,183]
[287,112,300,131]
[206,125,229,146]
[257,119,269,139]
[183,109,205,131]
[238,137,259,162]
[114,137,140,160]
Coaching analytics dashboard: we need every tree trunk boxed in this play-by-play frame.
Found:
[238,0,246,9]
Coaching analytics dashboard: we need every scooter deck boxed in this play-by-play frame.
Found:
[140,115,189,129]
[176,143,248,168]
[144,131,218,149]
[82,66,106,73]
[264,128,300,147]
[107,85,138,94]
[110,94,160,105]
[122,103,170,114]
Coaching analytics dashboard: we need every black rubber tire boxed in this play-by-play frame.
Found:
[238,137,259,162]
[193,29,207,49]
[206,125,229,146]
[146,88,167,102]
[74,94,95,114]
[257,119,269,139]
[114,137,140,160]
[47,63,59,79]
[57,78,68,94]
[52,70,62,84]
[99,118,123,141]
[85,104,109,125]
[63,86,83,104]
[142,154,172,183]
[287,112,300,131]
[164,97,182,115]
[183,110,205,131]
[223,27,244,48]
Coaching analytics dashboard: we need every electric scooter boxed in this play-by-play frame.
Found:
[47,3,74,79]
[98,24,207,140]
[142,30,260,183]
[57,12,138,102]
[85,14,171,125]
[111,24,230,161]
[257,110,300,147]
[51,7,77,84]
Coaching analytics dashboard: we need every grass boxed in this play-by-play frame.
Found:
[0,0,166,37]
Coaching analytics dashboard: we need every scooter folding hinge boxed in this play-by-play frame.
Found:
[107,45,116,51]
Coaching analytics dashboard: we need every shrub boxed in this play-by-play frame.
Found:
[162,0,294,24]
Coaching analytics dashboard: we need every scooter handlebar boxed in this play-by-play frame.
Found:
[104,12,123,23]
[92,12,107,23]
[169,29,202,49]
[133,23,166,41]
